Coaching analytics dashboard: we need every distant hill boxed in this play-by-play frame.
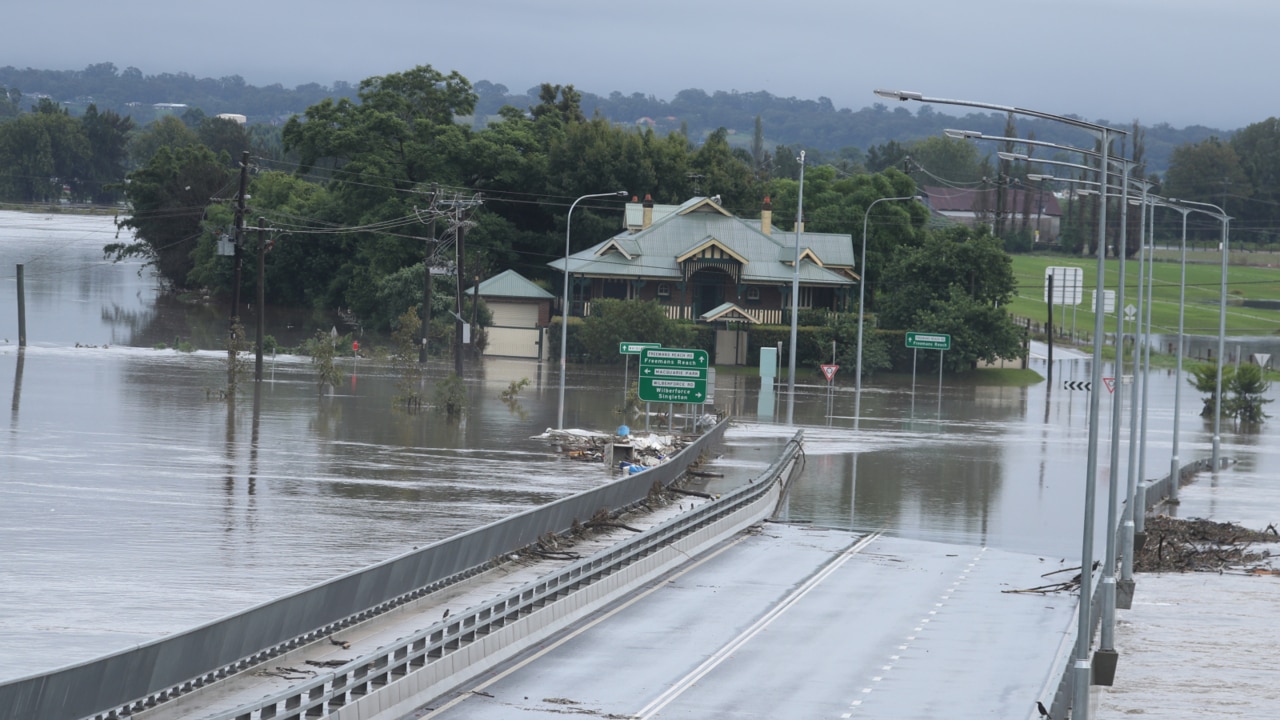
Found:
[1,63,1228,176]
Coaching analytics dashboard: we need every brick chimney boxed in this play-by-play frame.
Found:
[642,194,654,229]
[760,196,772,236]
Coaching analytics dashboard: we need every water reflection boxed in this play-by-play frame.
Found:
[3,211,1278,683]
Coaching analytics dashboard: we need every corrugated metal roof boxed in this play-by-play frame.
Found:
[467,269,554,299]
[550,197,854,287]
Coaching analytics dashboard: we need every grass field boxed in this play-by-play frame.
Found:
[1007,253,1280,338]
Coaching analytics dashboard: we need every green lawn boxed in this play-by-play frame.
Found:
[1007,254,1280,338]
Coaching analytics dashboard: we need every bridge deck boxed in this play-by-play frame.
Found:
[416,526,1077,720]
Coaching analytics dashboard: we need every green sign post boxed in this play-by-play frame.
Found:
[905,331,949,412]
[638,348,708,403]
[905,332,952,351]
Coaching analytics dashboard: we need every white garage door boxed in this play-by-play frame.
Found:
[486,328,543,358]
[485,301,543,358]
[490,302,538,328]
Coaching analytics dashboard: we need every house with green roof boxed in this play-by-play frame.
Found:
[548,196,858,326]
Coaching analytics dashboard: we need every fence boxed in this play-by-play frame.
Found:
[0,421,732,720]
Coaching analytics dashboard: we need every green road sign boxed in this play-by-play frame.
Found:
[639,377,707,403]
[638,347,709,402]
[905,332,951,351]
[639,347,708,369]
[619,342,662,355]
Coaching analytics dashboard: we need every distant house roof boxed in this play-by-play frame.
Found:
[923,186,1061,217]
[551,197,856,287]
[700,302,759,324]
[466,269,554,299]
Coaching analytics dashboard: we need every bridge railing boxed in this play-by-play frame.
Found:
[1044,457,1211,720]
[0,421,732,720]
[200,428,805,720]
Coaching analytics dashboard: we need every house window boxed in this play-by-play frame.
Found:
[745,286,760,301]
[657,283,670,297]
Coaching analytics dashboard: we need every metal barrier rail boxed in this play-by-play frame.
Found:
[0,422,732,720]
[1043,457,1210,719]
[204,429,805,720]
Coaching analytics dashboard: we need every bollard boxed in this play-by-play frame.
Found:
[16,264,27,347]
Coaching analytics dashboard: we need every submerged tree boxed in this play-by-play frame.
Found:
[1189,363,1272,423]
[306,329,344,396]
[391,306,425,411]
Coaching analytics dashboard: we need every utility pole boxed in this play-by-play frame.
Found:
[419,187,439,363]
[255,216,266,382]
[454,204,466,375]
[229,150,250,387]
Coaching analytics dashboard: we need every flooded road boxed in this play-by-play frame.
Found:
[3,210,1277,681]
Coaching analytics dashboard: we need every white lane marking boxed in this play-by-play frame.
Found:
[843,546,990,718]
[422,524,771,718]
[633,531,883,720]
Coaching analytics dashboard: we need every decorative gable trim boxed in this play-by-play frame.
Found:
[699,302,760,324]
[784,248,824,267]
[595,239,635,260]
[676,237,748,265]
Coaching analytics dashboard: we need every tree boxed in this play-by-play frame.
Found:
[111,144,233,287]
[1226,364,1272,424]
[129,115,200,168]
[1162,137,1250,239]
[1230,118,1280,247]
[906,136,983,184]
[0,102,89,202]
[878,224,1023,370]
[78,104,134,203]
[1192,363,1273,423]
[198,116,250,160]
[570,299,696,363]
[390,306,425,411]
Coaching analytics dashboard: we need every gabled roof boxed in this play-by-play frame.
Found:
[550,197,854,287]
[466,269,554,299]
[676,236,749,265]
[699,302,760,324]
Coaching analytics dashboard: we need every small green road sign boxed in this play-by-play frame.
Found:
[905,332,951,351]
[639,347,709,369]
[619,342,662,355]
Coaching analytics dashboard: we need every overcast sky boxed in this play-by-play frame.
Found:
[7,0,1273,130]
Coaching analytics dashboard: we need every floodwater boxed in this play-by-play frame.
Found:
[2,210,1277,682]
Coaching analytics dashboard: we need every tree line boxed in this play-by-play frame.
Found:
[7,62,1280,369]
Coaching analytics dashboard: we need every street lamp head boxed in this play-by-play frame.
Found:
[997,151,1029,162]
[944,128,983,140]
[874,89,922,102]
[1027,173,1056,182]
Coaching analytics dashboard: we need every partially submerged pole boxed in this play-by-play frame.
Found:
[16,264,26,347]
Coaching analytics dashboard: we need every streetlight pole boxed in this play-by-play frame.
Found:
[786,151,806,425]
[856,195,918,426]
[1172,199,1230,468]
[557,190,627,430]
[878,88,1125,719]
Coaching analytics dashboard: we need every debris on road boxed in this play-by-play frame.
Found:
[1136,515,1277,574]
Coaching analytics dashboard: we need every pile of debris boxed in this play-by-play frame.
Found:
[533,428,688,468]
[1136,515,1279,574]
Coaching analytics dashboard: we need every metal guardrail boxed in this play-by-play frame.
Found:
[198,429,804,720]
[1043,457,1211,719]
[0,421,733,720]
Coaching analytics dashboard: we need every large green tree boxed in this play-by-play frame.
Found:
[111,144,234,286]
[878,224,1023,370]
[0,100,89,201]
[1229,117,1280,246]
[1161,137,1250,240]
